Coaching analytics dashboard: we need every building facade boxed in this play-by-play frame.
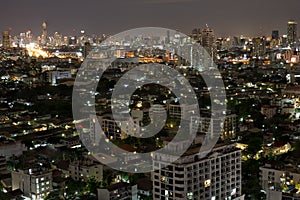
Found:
[2,31,11,48]
[69,158,103,182]
[152,143,243,200]
[287,20,298,46]
[11,168,52,200]
[260,162,300,200]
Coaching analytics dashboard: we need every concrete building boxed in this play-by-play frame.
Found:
[201,25,215,56]
[190,114,237,140]
[2,31,11,48]
[168,104,199,120]
[90,115,140,143]
[0,139,27,159]
[41,22,47,46]
[48,70,72,85]
[11,167,52,200]
[261,105,277,119]
[260,162,300,200]
[191,28,201,43]
[152,143,243,200]
[97,182,138,200]
[287,20,298,46]
[69,158,103,182]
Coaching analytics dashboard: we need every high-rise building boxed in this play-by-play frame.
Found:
[152,143,243,200]
[84,41,92,58]
[201,25,215,56]
[41,21,47,45]
[252,37,266,57]
[272,30,279,40]
[191,28,201,43]
[271,30,280,48]
[2,31,11,48]
[287,20,297,46]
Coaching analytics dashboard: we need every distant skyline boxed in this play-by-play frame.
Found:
[1,0,300,37]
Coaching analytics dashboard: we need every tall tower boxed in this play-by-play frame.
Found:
[191,28,201,43]
[201,25,215,56]
[201,25,215,65]
[41,21,47,46]
[287,20,297,46]
[2,31,11,48]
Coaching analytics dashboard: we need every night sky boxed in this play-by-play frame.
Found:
[1,0,300,37]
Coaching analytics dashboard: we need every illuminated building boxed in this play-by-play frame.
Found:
[201,25,215,56]
[261,105,277,119]
[12,168,52,200]
[69,36,77,46]
[287,20,298,46]
[252,37,266,57]
[97,182,138,200]
[271,30,280,48]
[152,143,243,199]
[90,115,140,142]
[281,35,288,46]
[2,30,11,48]
[69,158,103,182]
[48,70,72,85]
[84,41,91,58]
[260,162,300,200]
[41,21,47,45]
[53,32,62,46]
[191,28,201,43]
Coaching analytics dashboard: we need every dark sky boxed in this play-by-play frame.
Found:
[1,0,300,37]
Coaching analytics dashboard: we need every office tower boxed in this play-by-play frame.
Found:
[201,25,215,56]
[152,143,243,200]
[84,41,91,58]
[272,30,279,40]
[53,32,62,46]
[2,31,11,48]
[253,37,266,57]
[69,36,77,46]
[41,21,47,45]
[287,20,297,46]
[79,30,87,46]
[281,35,288,46]
[191,28,201,43]
[270,30,280,48]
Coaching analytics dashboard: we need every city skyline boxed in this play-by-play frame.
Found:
[1,0,300,37]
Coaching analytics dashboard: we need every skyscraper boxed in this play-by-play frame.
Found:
[287,20,297,46]
[201,25,215,56]
[2,31,11,48]
[41,21,47,45]
[271,30,279,40]
[191,28,201,43]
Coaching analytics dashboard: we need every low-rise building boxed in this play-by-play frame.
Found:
[69,158,103,182]
[97,182,138,200]
[11,167,52,200]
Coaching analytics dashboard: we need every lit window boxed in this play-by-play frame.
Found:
[205,179,211,187]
